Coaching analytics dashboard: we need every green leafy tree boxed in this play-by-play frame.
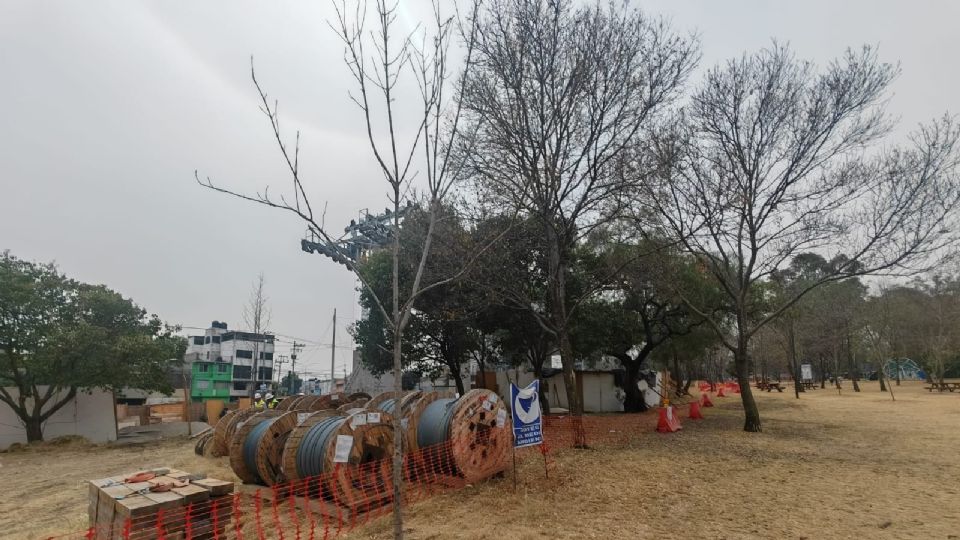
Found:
[0,252,184,442]
[352,207,484,394]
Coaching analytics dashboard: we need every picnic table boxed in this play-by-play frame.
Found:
[756,381,785,392]
[924,381,960,392]
[801,381,818,390]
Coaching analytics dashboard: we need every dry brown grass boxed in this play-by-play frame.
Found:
[3,381,959,539]
[349,381,960,540]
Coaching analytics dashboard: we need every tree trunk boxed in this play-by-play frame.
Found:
[546,224,581,415]
[450,364,466,395]
[621,360,646,413]
[734,345,762,432]
[24,416,44,443]
[670,347,684,397]
[557,329,581,414]
[788,321,802,399]
[878,361,887,392]
[846,339,861,392]
[894,358,901,386]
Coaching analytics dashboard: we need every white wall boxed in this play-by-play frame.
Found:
[0,387,117,449]
[494,371,624,413]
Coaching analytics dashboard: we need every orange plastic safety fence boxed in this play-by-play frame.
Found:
[53,409,683,540]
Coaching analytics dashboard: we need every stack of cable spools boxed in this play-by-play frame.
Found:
[367,389,512,483]
[215,388,512,496]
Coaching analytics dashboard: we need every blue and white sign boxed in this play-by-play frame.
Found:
[510,380,543,448]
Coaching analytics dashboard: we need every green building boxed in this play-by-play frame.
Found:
[191,361,232,401]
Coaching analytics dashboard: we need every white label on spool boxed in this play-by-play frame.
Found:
[297,413,310,424]
[488,394,498,404]
[236,420,247,430]
[401,418,409,429]
[368,412,381,423]
[350,413,367,429]
[496,409,507,428]
[454,393,460,399]
[483,400,494,411]
[333,435,353,463]
[331,394,340,401]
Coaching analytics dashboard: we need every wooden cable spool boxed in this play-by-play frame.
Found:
[194,432,214,456]
[336,399,369,414]
[280,410,395,502]
[275,395,304,412]
[404,391,454,453]
[365,391,405,412]
[347,392,372,402]
[210,410,235,457]
[294,395,323,411]
[215,408,259,458]
[413,389,511,483]
[280,410,341,483]
[228,410,282,484]
[253,411,300,485]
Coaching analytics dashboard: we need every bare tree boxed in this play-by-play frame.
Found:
[645,44,960,431]
[459,0,698,414]
[196,1,489,536]
[243,272,272,398]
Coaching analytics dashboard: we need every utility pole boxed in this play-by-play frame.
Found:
[330,309,337,394]
[290,342,304,395]
[275,355,287,388]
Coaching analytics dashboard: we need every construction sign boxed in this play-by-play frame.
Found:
[510,380,543,448]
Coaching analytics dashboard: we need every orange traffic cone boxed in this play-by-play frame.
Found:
[700,393,714,407]
[689,400,704,420]
[656,405,683,433]
[717,386,727,397]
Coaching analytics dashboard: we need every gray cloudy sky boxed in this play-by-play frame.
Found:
[1,1,957,377]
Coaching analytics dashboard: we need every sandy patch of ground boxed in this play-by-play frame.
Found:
[0,435,239,539]
[4,381,959,539]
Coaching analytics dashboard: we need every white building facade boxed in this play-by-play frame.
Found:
[185,321,276,400]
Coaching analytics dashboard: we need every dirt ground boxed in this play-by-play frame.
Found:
[4,381,959,539]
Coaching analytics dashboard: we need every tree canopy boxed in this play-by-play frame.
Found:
[0,251,184,442]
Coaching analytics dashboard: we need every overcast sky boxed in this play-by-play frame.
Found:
[1,1,957,378]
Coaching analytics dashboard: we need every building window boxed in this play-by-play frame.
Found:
[233,381,247,391]
[258,367,273,381]
[214,381,230,391]
[212,336,221,344]
[198,363,210,373]
[233,365,252,379]
[236,349,253,359]
[205,336,211,344]
[192,337,204,346]
[217,363,229,373]
[260,352,273,361]
[197,380,210,390]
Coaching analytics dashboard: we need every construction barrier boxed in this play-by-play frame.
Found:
[53,393,718,540]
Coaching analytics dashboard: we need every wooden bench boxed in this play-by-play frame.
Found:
[925,382,960,392]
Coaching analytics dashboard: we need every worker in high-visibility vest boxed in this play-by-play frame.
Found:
[253,392,266,410]
[265,393,280,409]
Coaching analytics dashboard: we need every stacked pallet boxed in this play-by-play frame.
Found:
[88,468,233,539]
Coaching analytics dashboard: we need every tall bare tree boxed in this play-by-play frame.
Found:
[196,1,489,536]
[459,0,698,414]
[243,272,272,398]
[646,44,960,431]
